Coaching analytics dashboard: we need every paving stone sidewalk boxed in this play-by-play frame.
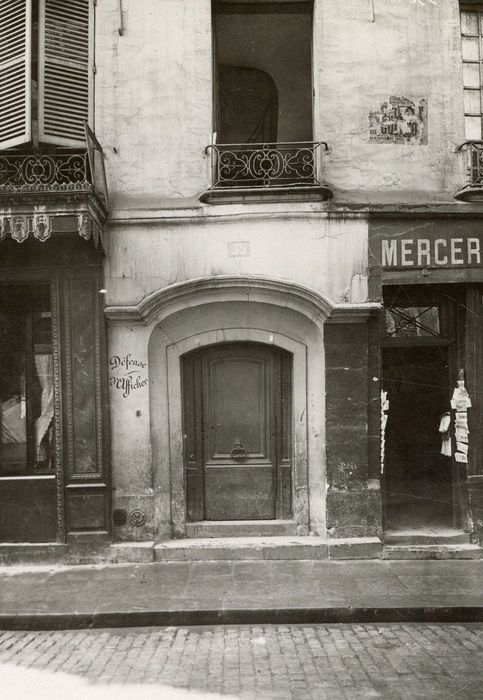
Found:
[1,623,483,699]
[1,559,483,629]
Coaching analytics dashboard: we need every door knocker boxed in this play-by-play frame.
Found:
[231,438,246,460]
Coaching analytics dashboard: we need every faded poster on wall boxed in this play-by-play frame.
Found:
[369,96,428,145]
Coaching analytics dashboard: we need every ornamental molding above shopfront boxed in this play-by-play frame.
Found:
[0,211,103,247]
[0,125,108,249]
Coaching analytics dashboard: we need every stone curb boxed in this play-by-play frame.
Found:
[1,606,483,630]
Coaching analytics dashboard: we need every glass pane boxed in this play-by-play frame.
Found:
[466,115,482,139]
[385,306,440,338]
[463,62,481,88]
[462,36,480,61]
[462,12,479,35]
[464,89,481,114]
[0,285,54,477]
[0,312,27,472]
[33,313,54,472]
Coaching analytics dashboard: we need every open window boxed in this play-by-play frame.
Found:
[204,0,330,199]
[0,0,93,150]
[214,0,313,145]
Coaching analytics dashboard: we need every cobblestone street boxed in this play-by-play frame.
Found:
[1,623,482,699]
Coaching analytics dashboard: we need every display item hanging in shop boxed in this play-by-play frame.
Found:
[438,411,452,457]
[380,389,389,473]
[451,378,471,464]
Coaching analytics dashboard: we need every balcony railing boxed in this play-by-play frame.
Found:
[0,126,108,246]
[0,126,108,211]
[0,151,90,191]
[455,140,483,200]
[205,141,329,194]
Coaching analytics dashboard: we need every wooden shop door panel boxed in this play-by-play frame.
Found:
[183,343,292,521]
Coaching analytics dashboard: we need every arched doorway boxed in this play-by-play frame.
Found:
[182,342,292,521]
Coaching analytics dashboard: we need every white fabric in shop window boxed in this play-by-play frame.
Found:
[34,354,53,462]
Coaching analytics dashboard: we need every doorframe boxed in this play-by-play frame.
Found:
[182,341,293,522]
[166,329,309,537]
[380,283,468,533]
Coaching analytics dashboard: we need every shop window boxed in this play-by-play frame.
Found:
[0,0,93,150]
[385,305,441,338]
[0,284,54,476]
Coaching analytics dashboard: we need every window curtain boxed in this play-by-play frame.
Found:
[34,353,53,463]
[218,64,278,143]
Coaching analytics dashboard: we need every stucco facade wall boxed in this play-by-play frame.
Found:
[95,0,212,209]
[108,289,331,541]
[95,0,470,547]
[96,0,466,208]
[104,215,369,307]
[314,0,465,197]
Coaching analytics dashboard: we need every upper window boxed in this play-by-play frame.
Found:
[0,0,93,150]
[461,7,483,139]
[213,0,313,145]
[205,0,329,196]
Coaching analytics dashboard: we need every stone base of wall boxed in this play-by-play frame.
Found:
[468,479,483,546]
[327,489,382,539]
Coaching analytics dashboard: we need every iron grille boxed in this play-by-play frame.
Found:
[0,151,90,192]
[457,140,483,187]
[206,141,328,190]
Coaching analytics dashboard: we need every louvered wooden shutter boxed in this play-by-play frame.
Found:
[38,0,93,147]
[0,0,31,149]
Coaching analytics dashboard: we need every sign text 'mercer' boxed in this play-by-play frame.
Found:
[382,237,481,268]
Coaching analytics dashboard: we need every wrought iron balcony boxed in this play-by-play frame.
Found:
[455,140,483,201]
[0,151,88,189]
[0,149,106,204]
[203,141,331,201]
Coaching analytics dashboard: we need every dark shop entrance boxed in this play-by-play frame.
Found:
[381,285,466,536]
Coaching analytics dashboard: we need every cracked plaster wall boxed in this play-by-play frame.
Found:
[95,0,465,207]
[104,216,369,307]
[314,0,465,197]
[95,0,212,208]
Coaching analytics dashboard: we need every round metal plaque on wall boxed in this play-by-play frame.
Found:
[129,509,146,527]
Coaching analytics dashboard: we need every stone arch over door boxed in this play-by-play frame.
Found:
[144,276,331,539]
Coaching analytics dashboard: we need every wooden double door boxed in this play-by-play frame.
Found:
[182,343,292,521]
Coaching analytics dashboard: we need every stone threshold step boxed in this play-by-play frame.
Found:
[384,544,482,560]
[153,536,382,561]
[185,520,297,537]
[0,537,383,565]
[384,529,471,546]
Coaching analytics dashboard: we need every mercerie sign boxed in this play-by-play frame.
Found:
[382,236,481,267]
[372,221,483,270]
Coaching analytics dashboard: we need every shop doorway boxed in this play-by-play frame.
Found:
[383,346,454,530]
[182,342,293,521]
[381,285,465,535]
